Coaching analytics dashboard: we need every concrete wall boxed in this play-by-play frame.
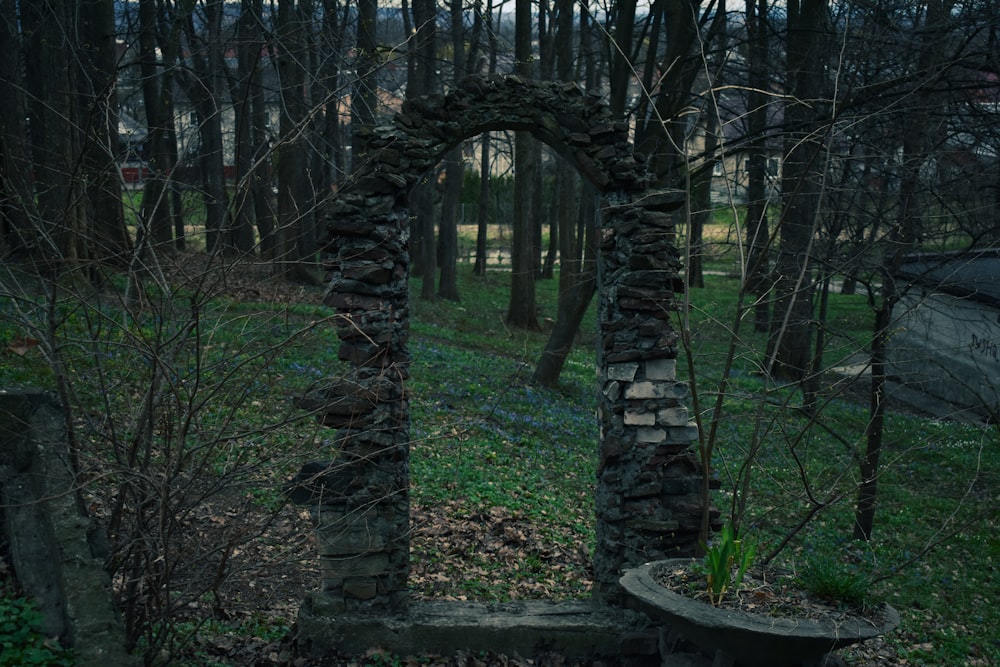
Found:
[889,288,1000,419]
[0,390,137,666]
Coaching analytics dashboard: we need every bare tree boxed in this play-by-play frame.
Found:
[230,0,269,255]
[138,0,187,252]
[180,0,231,255]
[765,0,830,384]
[409,0,439,299]
[81,0,132,264]
[0,0,35,257]
[507,0,541,330]
[275,0,321,282]
[852,0,961,542]
[744,0,772,333]
[437,0,468,301]
[534,0,599,385]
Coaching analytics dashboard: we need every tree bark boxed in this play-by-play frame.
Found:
[253,2,277,259]
[473,0,497,277]
[766,0,829,382]
[438,151,462,300]
[409,0,438,298]
[533,192,596,386]
[352,0,378,166]
[183,0,230,255]
[609,0,637,117]
[854,302,889,541]
[507,0,540,330]
[533,0,589,383]
[745,0,771,333]
[230,0,267,256]
[275,0,315,280]
[319,0,349,188]
[138,0,186,252]
[81,0,131,265]
[689,113,721,290]
[474,133,492,276]
[437,0,467,301]
[0,0,34,256]
[23,0,87,269]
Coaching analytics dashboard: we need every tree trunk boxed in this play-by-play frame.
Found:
[138,0,185,252]
[533,0,587,383]
[275,0,318,280]
[532,144,544,280]
[746,0,771,333]
[507,0,540,330]
[229,0,266,255]
[766,0,828,382]
[533,192,596,386]
[854,302,890,541]
[409,0,437,298]
[352,0,378,165]
[253,0,277,260]
[81,0,131,265]
[634,0,664,142]
[437,0,466,301]
[608,0,637,118]
[541,168,560,280]
[472,0,497,277]
[689,113,721,290]
[636,0,719,185]
[319,0,349,188]
[0,0,34,256]
[438,152,462,301]
[474,133,491,276]
[23,0,86,269]
[509,144,540,329]
[184,0,230,255]
[533,266,596,384]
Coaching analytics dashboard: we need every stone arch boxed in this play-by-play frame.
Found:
[295,75,711,617]
[378,75,646,192]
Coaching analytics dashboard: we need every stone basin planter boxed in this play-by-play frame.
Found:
[620,560,900,667]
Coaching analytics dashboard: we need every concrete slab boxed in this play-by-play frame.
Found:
[296,595,658,662]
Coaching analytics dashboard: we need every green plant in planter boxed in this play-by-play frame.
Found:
[797,558,872,610]
[701,524,756,605]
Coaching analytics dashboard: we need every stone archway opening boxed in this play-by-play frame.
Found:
[290,74,713,660]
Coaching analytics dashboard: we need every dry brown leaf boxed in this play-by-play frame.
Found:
[7,335,39,356]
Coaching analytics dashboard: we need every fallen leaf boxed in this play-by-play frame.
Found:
[7,336,39,356]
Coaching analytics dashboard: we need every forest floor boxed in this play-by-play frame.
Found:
[153,255,926,667]
[3,252,987,667]
[158,498,908,667]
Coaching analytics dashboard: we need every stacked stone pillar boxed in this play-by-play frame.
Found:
[591,191,715,603]
[294,172,414,614]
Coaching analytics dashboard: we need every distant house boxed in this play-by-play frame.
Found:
[888,250,1000,420]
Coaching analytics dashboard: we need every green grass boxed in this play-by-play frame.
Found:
[1,262,997,666]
